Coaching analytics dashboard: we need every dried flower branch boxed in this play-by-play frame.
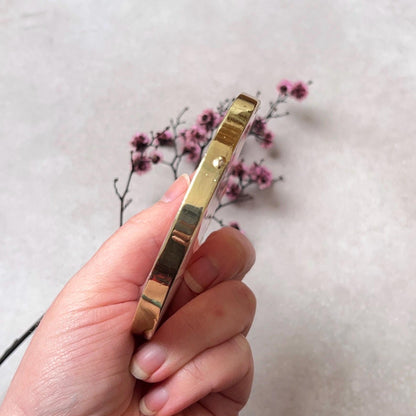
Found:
[115,80,311,230]
[0,80,311,366]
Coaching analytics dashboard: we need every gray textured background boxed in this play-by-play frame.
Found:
[1,1,416,414]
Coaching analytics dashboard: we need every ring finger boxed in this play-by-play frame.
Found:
[139,334,253,416]
[130,280,256,383]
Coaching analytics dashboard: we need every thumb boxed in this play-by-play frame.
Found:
[62,174,190,309]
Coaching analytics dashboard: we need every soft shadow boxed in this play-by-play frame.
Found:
[290,106,327,131]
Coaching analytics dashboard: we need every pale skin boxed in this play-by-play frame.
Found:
[0,174,257,416]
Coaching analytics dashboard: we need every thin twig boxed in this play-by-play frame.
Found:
[211,215,225,227]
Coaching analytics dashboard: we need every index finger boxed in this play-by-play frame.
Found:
[164,226,256,318]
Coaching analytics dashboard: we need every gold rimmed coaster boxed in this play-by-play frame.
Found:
[132,93,259,339]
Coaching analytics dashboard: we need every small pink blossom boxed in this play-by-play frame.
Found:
[249,163,273,190]
[130,133,150,152]
[260,130,274,149]
[183,138,201,163]
[251,116,267,136]
[155,130,174,146]
[229,221,241,231]
[290,81,309,100]
[149,149,163,164]
[185,125,208,144]
[197,109,221,131]
[132,154,152,174]
[230,160,248,180]
[225,179,241,200]
[277,79,293,95]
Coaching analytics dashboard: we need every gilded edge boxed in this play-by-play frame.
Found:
[132,93,259,339]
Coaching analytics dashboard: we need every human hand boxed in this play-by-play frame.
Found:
[0,174,256,416]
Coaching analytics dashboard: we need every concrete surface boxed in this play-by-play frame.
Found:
[1,1,416,414]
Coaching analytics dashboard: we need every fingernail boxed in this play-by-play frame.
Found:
[184,255,218,294]
[160,174,190,203]
[130,344,166,381]
[139,388,169,416]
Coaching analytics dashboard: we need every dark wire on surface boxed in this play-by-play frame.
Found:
[0,315,43,366]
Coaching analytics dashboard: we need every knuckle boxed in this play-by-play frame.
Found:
[232,334,252,357]
[228,281,257,316]
[211,281,257,334]
[230,334,253,374]
[182,358,207,385]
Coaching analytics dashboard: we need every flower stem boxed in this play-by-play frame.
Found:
[115,151,135,227]
[166,107,188,180]
[264,94,288,120]
[211,215,225,227]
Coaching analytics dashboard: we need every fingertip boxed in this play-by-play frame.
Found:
[130,343,167,381]
[139,388,169,415]
[174,227,255,308]
[130,360,150,381]
[225,226,256,274]
[183,271,204,294]
[160,174,190,203]
[202,226,256,279]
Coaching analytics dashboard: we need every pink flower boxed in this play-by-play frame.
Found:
[229,221,241,231]
[230,160,248,180]
[183,138,201,163]
[149,149,163,164]
[130,133,150,152]
[225,179,241,200]
[290,81,309,100]
[260,130,274,149]
[251,117,267,136]
[185,125,208,144]
[132,154,152,174]
[197,109,221,132]
[155,130,174,146]
[277,79,293,95]
[249,162,273,190]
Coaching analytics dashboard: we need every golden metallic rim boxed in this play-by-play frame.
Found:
[132,93,259,339]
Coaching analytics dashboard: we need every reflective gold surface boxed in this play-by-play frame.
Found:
[132,93,259,339]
